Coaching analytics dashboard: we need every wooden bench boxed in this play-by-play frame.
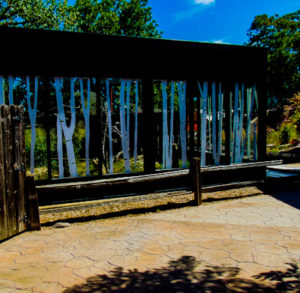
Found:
[192,158,283,205]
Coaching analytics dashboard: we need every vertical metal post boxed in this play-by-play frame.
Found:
[196,91,201,152]
[44,78,52,181]
[187,80,196,165]
[95,77,103,176]
[142,50,155,173]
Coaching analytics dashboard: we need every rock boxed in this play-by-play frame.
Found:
[52,222,71,228]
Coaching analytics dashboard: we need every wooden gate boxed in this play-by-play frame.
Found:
[0,105,40,242]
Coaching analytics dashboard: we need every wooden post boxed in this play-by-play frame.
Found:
[192,157,202,205]
[2,105,17,236]
[25,175,41,231]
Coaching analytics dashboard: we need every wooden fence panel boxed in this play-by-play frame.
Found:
[0,105,36,242]
[11,106,27,232]
[2,105,17,238]
[0,107,7,240]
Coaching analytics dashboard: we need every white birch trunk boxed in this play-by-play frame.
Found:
[65,78,78,176]
[216,82,223,165]
[26,76,39,174]
[54,77,78,178]
[80,78,91,176]
[134,81,139,167]
[106,79,114,174]
[243,85,256,160]
[178,81,187,168]
[233,83,240,163]
[207,94,211,153]
[8,75,14,104]
[239,83,245,162]
[198,81,208,166]
[0,76,4,104]
[212,82,217,164]
[236,83,244,163]
[126,80,131,152]
[120,79,131,172]
[166,81,175,169]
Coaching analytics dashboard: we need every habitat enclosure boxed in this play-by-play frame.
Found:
[0,27,267,192]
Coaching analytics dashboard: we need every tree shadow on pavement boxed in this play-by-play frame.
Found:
[63,256,300,292]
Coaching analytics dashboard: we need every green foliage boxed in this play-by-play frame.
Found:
[267,123,297,149]
[284,92,300,128]
[278,123,297,144]
[267,91,300,153]
[25,128,47,167]
[72,0,161,37]
[246,10,300,104]
[267,128,281,146]
[111,155,144,173]
[0,0,161,38]
[73,120,86,157]
[0,0,76,30]
[292,112,300,131]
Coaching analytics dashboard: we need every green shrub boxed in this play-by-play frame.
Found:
[25,128,47,167]
[278,123,297,144]
[267,128,280,146]
[291,112,300,131]
[73,120,85,157]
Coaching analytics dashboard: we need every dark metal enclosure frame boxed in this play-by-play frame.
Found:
[0,27,267,184]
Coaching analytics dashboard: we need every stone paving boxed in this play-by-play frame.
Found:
[0,192,300,292]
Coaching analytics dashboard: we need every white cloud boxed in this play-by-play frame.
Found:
[201,38,231,45]
[174,0,216,21]
[194,0,215,5]
[213,39,224,44]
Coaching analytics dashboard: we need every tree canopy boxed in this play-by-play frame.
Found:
[0,0,74,30]
[246,10,299,105]
[0,0,161,37]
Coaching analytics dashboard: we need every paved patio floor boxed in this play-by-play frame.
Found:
[0,192,300,292]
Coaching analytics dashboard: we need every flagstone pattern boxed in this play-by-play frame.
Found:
[0,194,299,292]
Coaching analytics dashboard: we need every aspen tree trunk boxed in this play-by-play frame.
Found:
[198,82,208,166]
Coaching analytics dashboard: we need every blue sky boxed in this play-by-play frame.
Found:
[148,0,299,44]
